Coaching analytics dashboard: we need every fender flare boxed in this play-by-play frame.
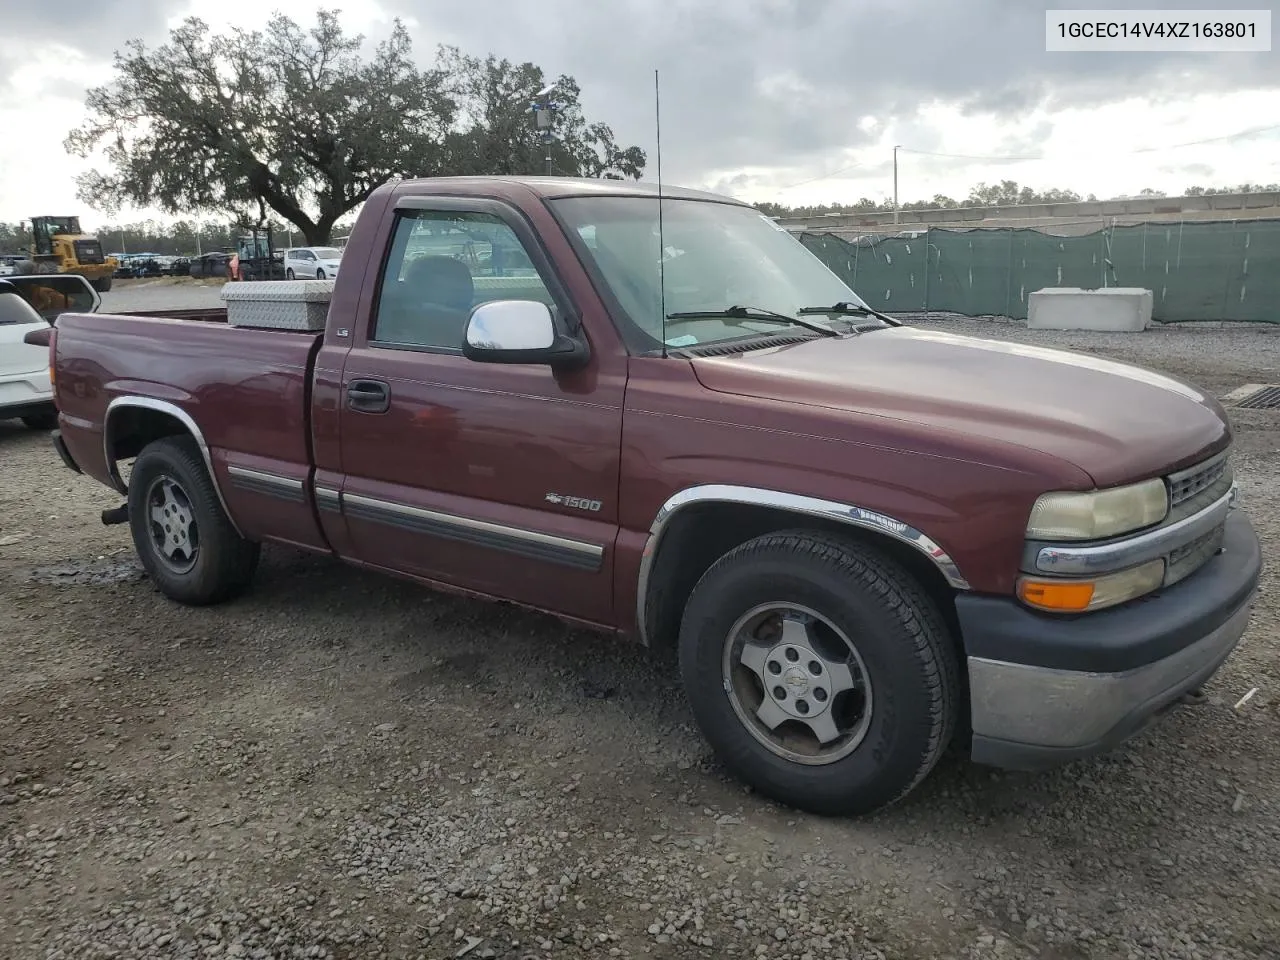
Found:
[635,483,970,645]
[103,395,243,537]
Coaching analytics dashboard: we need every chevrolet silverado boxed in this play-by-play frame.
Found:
[44,176,1261,815]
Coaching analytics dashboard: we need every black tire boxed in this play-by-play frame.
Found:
[315,269,325,280]
[127,436,260,605]
[677,530,960,817]
[92,276,113,293]
[21,411,57,431]
[285,268,295,280]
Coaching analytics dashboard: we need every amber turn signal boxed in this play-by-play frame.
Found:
[1017,578,1095,612]
[1017,558,1166,613]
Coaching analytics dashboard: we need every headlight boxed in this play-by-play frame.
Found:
[1026,477,1168,541]
[1017,558,1165,613]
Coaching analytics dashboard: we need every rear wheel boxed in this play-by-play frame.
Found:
[92,276,113,293]
[678,530,960,816]
[128,436,260,605]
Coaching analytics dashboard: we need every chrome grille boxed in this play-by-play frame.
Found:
[1165,522,1226,586]
[1168,453,1228,508]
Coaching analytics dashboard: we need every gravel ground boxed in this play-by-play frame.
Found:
[100,278,226,314]
[1,302,1278,959]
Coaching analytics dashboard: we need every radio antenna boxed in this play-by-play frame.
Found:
[655,68,667,359]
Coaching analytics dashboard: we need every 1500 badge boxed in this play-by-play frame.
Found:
[545,493,603,512]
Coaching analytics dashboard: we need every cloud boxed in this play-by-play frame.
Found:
[1,0,1277,223]
[363,0,1279,187]
[1165,162,1215,179]
[0,1,175,84]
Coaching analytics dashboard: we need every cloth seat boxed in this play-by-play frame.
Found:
[377,255,475,347]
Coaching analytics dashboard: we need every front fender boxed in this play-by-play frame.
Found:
[633,483,970,645]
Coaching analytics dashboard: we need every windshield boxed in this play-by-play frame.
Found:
[312,248,342,259]
[39,217,81,237]
[2,276,96,320]
[549,196,870,351]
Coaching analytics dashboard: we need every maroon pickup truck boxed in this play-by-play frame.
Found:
[45,176,1260,815]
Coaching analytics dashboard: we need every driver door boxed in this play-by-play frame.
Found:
[334,198,627,626]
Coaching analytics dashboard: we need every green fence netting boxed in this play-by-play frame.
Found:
[799,218,1280,323]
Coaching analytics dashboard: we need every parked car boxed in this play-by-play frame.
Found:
[283,246,342,280]
[0,274,98,429]
[42,176,1260,816]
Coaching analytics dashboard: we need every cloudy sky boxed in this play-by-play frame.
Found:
[0,0,1277,228]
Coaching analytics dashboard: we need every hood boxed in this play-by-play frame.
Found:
[690,327,1230,487]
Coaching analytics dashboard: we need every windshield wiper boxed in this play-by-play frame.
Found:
[796,301,901,327]
[665,305,839,337]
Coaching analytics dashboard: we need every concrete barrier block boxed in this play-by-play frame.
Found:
[1027,287,1153,332]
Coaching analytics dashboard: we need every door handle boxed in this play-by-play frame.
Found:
[347,379,390,414]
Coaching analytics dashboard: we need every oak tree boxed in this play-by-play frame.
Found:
[66,11,644,244]
[441,49,645,180]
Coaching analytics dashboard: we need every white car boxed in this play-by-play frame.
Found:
[283,246,342,281]
[1,274,100,430]
[0,281,56,429]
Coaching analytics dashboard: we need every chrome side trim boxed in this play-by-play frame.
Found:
[635,484,970,645]
[315,486,342,513]
[1035,486,1234,576]
[103,396,243,537]
[342,493,604,571]
[227,465,306,503]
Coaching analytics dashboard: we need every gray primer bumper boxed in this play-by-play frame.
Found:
[968,590,1255,769]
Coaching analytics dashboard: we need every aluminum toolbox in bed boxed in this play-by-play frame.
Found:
[220,280,335,331]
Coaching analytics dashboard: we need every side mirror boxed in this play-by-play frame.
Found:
[23,326,52,347]
[462,300,589,369]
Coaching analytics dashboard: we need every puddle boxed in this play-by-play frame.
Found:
[23,555,146,587]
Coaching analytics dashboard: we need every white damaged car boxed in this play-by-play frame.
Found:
[0,275,99,430]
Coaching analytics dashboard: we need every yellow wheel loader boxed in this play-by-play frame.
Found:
[17,216,119,293]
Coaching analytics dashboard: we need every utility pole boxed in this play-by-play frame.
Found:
[893,145,900,225]
[531,86,559,177]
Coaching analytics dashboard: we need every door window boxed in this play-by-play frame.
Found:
[371,210,554,351]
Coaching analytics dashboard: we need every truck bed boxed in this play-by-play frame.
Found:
[118,306,230,322]
[53,309,326,550]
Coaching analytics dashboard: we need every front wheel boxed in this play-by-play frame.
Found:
[678,530,960,816]
[128,436,260,605]
[285,268,295,280]
[92,276,113,293]
[314,269,325,280]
